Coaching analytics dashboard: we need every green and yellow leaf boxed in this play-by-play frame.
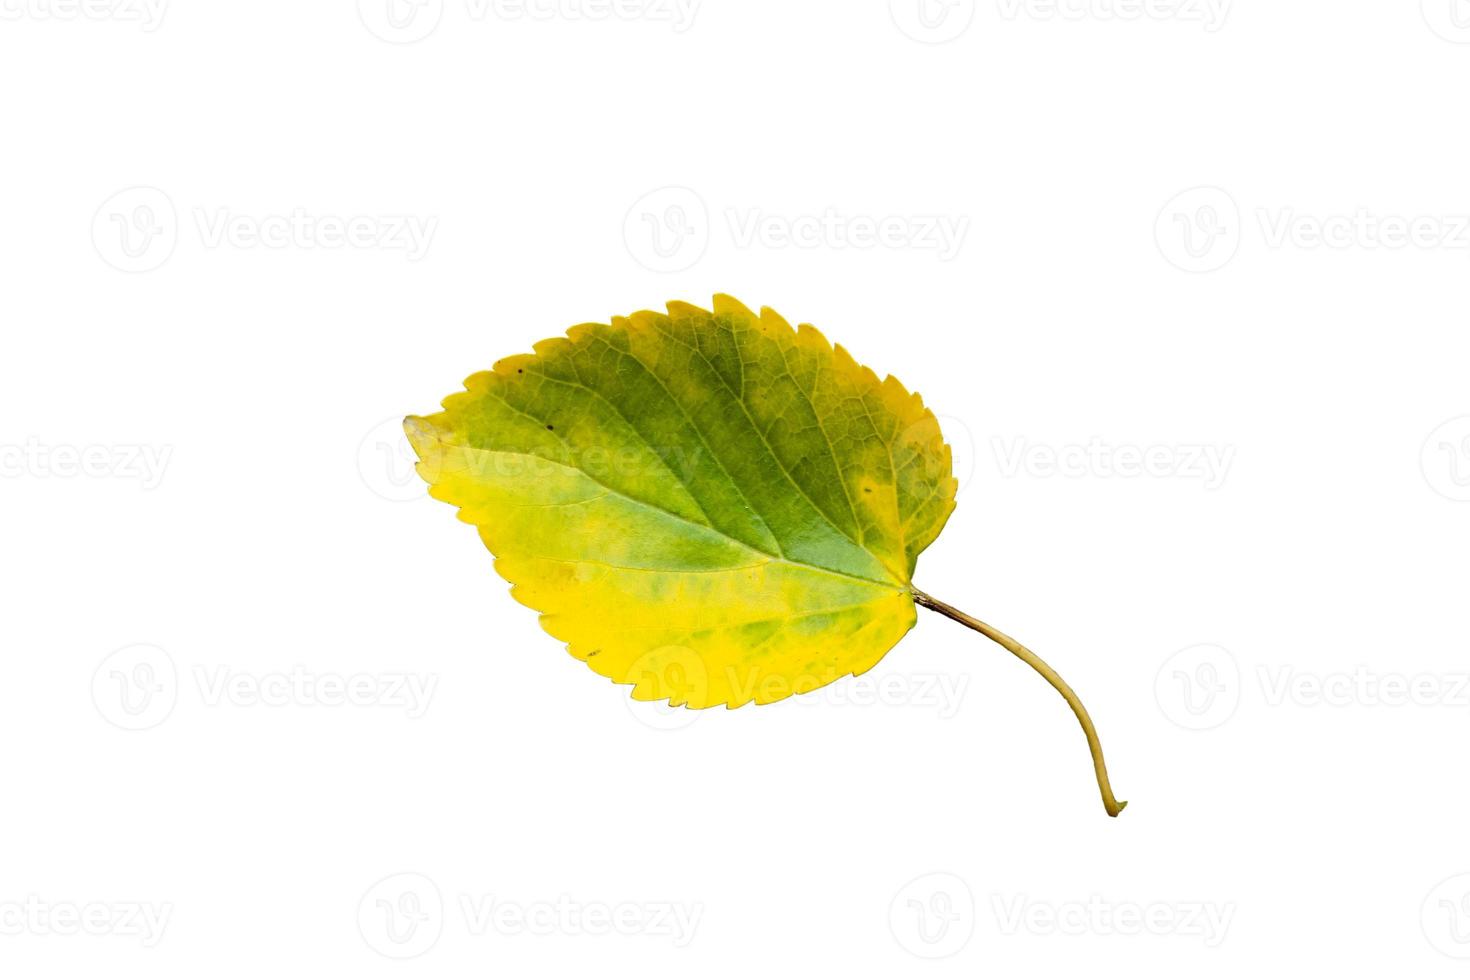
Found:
[405,294,957,708]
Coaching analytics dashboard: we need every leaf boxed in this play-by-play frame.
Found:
[406,295,1128,816]
[405,295,956,710]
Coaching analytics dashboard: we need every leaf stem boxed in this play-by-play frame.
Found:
[911,588,1128,818]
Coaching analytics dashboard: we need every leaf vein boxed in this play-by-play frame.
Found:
[652,318,882,573]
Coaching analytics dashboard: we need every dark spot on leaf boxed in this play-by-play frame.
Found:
[546,424,554,430]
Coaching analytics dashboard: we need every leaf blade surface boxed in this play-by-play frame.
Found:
[407,295,956,707]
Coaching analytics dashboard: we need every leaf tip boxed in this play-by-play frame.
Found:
[711,293,756,322]
[757,305,793,335]
[402,415,437,458]
[666,299,711,320]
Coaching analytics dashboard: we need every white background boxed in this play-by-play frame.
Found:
[3,0,1469,976]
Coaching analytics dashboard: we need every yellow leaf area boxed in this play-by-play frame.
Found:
[405,295,957,708]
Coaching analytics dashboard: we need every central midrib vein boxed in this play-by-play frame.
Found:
[449,443,906,593]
